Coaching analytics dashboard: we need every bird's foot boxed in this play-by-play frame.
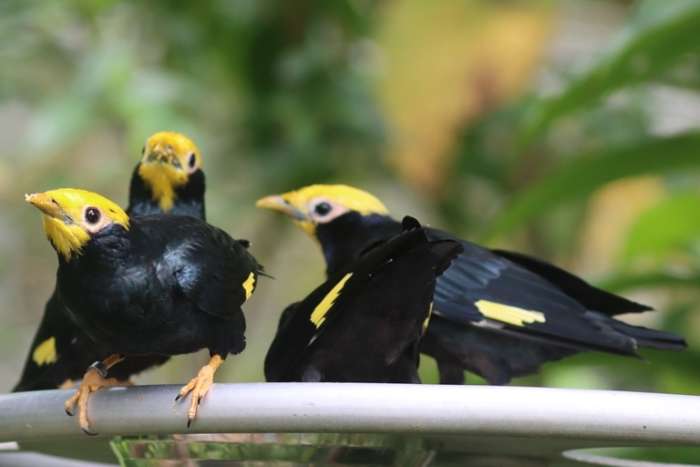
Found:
[175,354,223,428]
[64,367,121,435]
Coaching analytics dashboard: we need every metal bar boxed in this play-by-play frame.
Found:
[1,384,699,445]
[0,452,115,467]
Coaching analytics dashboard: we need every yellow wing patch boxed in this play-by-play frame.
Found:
[310,273,353,328]
[475,300,546,327]
[32,337,58,366]
[242,272,256,301]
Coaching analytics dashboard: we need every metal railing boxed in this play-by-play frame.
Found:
[1,384,699,466]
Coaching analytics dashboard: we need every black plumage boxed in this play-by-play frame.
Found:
[14,289,169,392]
[56,215,257,358]
[26,188,262,430]
[258,186,686,386]
[324,213,686,384]
[128,165,205,219]
[266,217,462,383]
[14,291,78,391]
[14,132,207,392]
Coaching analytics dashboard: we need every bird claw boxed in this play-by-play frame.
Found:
[64,367,121,435]
[176,356,221,428]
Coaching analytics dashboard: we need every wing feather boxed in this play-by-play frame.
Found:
[428,229,642,355]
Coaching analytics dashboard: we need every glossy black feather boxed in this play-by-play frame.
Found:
[490,249,651,315]
[266,217,462,383]
[430,235,642,357]
[420,319,576,385]
[317,212,402,276]
[310,212,686,385]
[13,166,207,391]
[57,215,260,360]
[15,291,99,391]
[127,165,206,219]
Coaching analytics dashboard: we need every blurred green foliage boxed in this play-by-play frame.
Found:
[480,131,700,241]
[518,0,700,145]
[1,0,700,462]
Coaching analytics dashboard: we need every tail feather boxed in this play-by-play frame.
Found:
[609,320,687,351]
[257,268,274,279]
[422,318,578,385]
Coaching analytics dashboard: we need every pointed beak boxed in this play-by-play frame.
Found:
[25,192,64,219]
[256,195,307,221]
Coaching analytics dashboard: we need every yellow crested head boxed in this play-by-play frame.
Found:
[26,188,129,261]
[138,131,202,212]
[256,184,389,236]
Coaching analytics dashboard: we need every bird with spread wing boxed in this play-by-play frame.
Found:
[258,184,686,385]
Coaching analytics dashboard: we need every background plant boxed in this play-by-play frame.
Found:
[1,2,699,458]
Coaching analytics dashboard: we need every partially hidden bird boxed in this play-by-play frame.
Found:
[14,131,206,392]
[257,184,686,385]
[265,216,462,383]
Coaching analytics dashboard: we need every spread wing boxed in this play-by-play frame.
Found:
[490,249,651,315]
[427,229,683,356]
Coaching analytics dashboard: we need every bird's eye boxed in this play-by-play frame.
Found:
[314,202,332,216]
[188,153,196,169]
[85,207,101,225]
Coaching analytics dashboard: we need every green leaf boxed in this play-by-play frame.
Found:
[519,0,700,145]
[597,271,700,293]
[622,192,700,261]
[481,131,700,241]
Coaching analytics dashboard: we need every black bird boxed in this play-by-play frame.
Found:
[14,131,207,392]
[128,131,206,219]
[26,188,261,432]
[266,216,462,383]
[257,184,686,385]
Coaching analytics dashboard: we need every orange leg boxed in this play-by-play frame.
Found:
[107,355,134,386]
[64,354,124,435]
[175,354,223,427]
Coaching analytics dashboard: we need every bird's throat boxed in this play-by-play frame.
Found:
[43,216,90,261]
[137,163,187,213]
